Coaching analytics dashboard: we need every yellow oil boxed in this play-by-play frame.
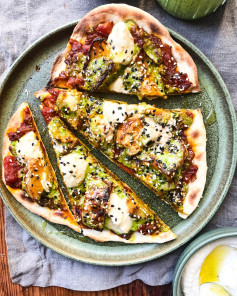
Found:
[199,245,231,285]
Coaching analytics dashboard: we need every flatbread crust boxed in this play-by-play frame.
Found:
[2,102,80,232]
[83,228,176,244]
[179,109,207,218]
[50,4,200,94]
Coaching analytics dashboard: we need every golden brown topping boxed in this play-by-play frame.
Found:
[116,116,144,155]
[24,159,53,200]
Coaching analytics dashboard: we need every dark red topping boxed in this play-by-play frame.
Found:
[64,32,102,70]
[58,71,67,79]
[67,31,100,56]
[130,26,145,47]
[41,89,62,108]
[186,110,194,119]
[42,96,57,108]
[138,221,160,235]
[117,163,134,176]
[69,38,83,52]
[68,76,85,88]
[64,39,83,67]
[183,164,198,183]
[119,232,133,240]
[96,22,113,37]
[57,71,85,89]
[81,31,101,55]
[179,125,198,184]
[41,106,58,125]
[114,146,122,159]
[48,88,61,99]
[4,156,22,189]
[8,107,34,141]
[149,34,191,91]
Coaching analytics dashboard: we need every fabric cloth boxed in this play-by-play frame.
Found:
[1,0,237,291]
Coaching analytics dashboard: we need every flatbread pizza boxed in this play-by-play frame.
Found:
[2,102,80,232]
[38,102,176,243]
[50,4,200,99]
[35,88,207,218]
[2,4,208,246]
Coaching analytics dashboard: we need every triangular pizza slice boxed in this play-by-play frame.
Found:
[35,88,207,218]
[2,102,80,232]
[49,4,200,99]
[38,101,176,243]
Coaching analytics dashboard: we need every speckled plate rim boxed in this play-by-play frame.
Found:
[0,21,237,266]
[172,227,237,296]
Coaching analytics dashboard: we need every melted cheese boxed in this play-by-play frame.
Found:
[99,118,114,143]
[59,153,88,188]
[143,117,161,143]
[107,22,134,65]
[103,101,127,124]
[100,101,129,142]
[41,171,52,192]
[109,77,128,93]
[142,117,172,147]
[107,192,133,233]
[53,141,65,154]
[62,92,78,111]
[16,131,43,164]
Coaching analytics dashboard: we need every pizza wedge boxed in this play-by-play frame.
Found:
[39,103,176,243]
[35,88,207,218]
[49,4,200,99]
[2,103,80,232]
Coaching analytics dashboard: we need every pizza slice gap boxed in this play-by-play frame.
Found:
[2,102,80,232]
[35,88,207,218]
[38,102,176,243]
[49,4,200,99]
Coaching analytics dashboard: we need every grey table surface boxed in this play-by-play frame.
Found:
[0,0,237,291]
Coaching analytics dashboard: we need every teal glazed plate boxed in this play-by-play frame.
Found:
[0,22,236,266]
[173,227,237,295]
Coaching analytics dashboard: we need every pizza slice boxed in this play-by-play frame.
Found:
[49,4,200,99]
[38,102,176,243]
[2,102,80,232]
[35,88,207,218]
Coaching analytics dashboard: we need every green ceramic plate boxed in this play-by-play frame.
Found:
[173,227,237,295]
[0,22,236,266]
